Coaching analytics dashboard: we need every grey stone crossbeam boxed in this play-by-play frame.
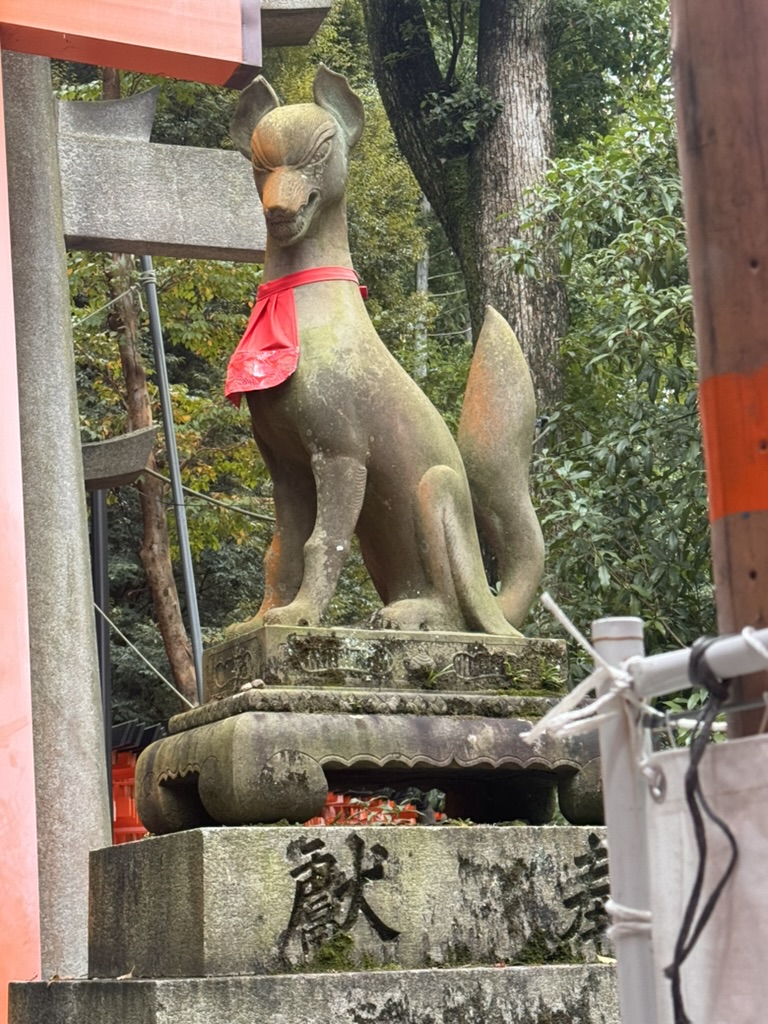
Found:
[57,85,266,262]
[261,0,332,45]
[56,1,333,261]
[59,132,267,261]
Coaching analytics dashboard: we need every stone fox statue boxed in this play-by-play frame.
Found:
[227,65,543,636]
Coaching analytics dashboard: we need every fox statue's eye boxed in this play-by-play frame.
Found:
[310,139,332,164]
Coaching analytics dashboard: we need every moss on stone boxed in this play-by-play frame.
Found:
[513,928,582,967]
[310,931,356,972]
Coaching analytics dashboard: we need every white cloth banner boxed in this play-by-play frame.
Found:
[646,733,768,1024]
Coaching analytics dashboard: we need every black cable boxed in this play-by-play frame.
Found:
[664,637,738,1024]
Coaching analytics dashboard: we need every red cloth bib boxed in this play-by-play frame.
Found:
[224,266,365,407]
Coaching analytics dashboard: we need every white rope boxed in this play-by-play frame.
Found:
[93,603,195,708]
[605,897,652,941]
[523,592,642,745]
[71,285,143,328]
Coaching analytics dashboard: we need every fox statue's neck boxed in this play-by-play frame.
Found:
[262,200,353,283]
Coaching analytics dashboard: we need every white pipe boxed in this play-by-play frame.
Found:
[627,627,768,701]
[592,616,659,1024]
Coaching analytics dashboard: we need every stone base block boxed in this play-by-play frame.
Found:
[10,965,619,1024]
[203,625,567,699]
[88,826,610,979]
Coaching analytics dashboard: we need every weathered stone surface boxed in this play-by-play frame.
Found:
[261,0,332,45]
[226,68,543,636]
[81,426,156,490]
[4,51,112,979]
[58,132,267,261]
[136,700,600,830]
[171,687,561,731]
[10,965,619,1024]
[148,625,603,831]
[558,752,604,827]
[87,826,610,979]
[57,84,159,141]
[204,625,567,699]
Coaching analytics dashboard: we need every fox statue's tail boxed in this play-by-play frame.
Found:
[457,306,544,628]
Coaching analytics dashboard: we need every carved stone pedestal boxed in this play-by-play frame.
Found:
[203,624,568,698]
[135,627,603,833]
[12,966,620,1024]
[10,630,616,1024]
[10,826,619,1024]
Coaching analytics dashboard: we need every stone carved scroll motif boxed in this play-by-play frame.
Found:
[212,647,255,694]
[293,639,394,681]
[279,834,399,966]
[453,649,515,684]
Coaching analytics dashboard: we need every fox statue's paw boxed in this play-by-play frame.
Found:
[223,613,264,638]
[371,598,460,633]
[263,599,320,628]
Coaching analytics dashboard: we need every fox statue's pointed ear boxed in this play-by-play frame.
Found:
[230,77,281,159]
[313,64,364,148]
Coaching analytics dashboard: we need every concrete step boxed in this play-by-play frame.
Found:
[10,964,619,1023]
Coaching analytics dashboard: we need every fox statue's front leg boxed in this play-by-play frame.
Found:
[262,452,367,627]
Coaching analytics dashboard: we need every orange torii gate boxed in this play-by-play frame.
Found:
[0,3,322,1018]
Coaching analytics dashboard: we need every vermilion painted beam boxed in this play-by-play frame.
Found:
[0,43,42,1021]
[0,0,261,87]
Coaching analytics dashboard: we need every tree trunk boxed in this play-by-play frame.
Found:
[102,71,197,707]
[361,0,479,306]
[472,0,567,412]
[362,0,567,410]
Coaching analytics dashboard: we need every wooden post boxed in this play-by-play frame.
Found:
[671,0,768,736]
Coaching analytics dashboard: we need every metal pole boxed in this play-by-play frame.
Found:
[592,616,658,1024]
[90,488,112,791]
[139,254,204,703]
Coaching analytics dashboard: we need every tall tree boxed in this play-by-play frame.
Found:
[361,0,568,409]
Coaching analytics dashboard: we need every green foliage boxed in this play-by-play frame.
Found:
[71,249,269,559]
[422,82,502,152]
[657,689,727,747]
[548,0,671,148]
[509,79,714,674]
[421,0,478,79]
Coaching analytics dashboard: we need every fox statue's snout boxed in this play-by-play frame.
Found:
[227,65,544,636]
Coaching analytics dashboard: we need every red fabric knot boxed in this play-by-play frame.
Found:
[225,266,365,407]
